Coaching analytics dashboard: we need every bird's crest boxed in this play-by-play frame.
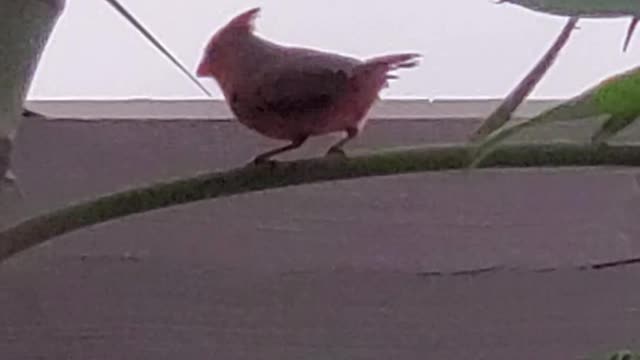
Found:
[225,7,261,33]
[197,7,261,77]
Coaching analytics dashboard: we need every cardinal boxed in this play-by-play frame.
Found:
[196,7,421,164]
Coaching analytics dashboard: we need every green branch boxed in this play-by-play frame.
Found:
[470,16,578,141]
[3,142,640,262]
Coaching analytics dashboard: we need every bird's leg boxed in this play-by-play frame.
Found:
[252,136,308,165]
[326,127,359,157]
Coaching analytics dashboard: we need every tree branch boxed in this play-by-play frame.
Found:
[2,142,640,262]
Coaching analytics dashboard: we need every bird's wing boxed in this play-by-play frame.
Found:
[247,55,357,119]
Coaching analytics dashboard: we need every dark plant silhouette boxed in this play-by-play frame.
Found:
[2,0,210,194]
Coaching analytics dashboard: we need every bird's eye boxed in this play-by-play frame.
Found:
[206,45,216,60]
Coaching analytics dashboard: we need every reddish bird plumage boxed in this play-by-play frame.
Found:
[196,7,421,164]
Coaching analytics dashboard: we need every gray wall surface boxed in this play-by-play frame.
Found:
[1,104,640,359]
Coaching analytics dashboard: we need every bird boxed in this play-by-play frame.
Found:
[496,0,640,52]
[195,7,421,164]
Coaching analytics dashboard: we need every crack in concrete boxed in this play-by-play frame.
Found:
[416,257,640,278]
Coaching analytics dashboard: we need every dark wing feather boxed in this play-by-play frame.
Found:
[251,64,352,119]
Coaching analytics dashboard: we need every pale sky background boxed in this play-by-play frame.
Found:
[27,0,640,100]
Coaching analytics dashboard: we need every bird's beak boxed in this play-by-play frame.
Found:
[196,60,209,77]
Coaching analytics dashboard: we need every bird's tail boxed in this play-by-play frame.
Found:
[363,53,421,78]
[364,53,422,68]
[356,53,421,92]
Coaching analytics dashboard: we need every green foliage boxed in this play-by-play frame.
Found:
[594,66,640,119]
[470,16,578,140]
[471,0,640,165]
[601,350,640,360]
[498,0,640,51]
[470,65,640,166]
[500,0,640,16]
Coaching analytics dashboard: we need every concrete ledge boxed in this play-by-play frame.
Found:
[4,101,640,359]
[25,98,565,120]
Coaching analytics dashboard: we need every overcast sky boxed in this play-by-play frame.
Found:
[27,0,640,100]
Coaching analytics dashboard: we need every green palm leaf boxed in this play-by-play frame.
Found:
[470,64,640,166]
[498,0,640,51]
